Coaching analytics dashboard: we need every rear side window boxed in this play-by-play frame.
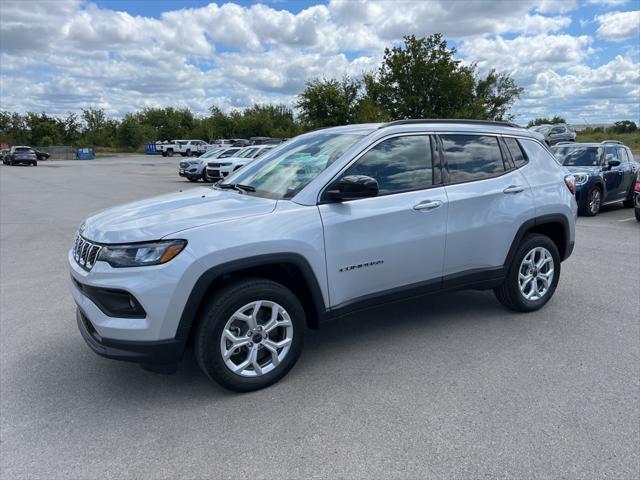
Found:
[617,147,629,162]
[441,135,506,183]
[219,149,237,158]
[504,137,527,167]
[344,135,433,195]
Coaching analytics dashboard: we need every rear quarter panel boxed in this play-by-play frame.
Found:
[519,138,577,244]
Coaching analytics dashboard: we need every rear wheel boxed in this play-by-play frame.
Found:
[166,149,174,157]
[635,207,640,222]
[494,234,560,312]
[195,278,305,392]
[581,186,601,216]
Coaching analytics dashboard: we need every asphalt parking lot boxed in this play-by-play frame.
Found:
[1,156,638,479]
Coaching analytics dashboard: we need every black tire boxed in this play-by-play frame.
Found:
[33,161,37,166]
[580,186,602,216]
[161,151,167,157]
[635,208,640,222]
[494,233,561,313]
[166,149,174,157]
[194,278,305,392]
[186,150,192,157]
[187,177,198,182]
[623,197,634,208]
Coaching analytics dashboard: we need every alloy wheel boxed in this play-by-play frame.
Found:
[219,300,293,377]
[589,189,601,215]
[518,247,554,301]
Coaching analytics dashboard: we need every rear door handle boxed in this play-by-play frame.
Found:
[503,185,524,194]
[413,200,443,211]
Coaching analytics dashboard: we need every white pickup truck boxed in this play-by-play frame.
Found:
[157,140,212,157]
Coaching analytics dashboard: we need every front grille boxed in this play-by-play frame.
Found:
[73,233,102,271]
[208,162,223,168]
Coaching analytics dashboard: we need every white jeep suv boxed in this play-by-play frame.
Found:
[69,120,577,392]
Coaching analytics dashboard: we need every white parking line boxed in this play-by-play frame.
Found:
[618,217,636,222]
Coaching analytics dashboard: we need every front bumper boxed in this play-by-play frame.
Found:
[76,308,184,364]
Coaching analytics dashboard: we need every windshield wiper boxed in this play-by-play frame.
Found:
[215,183,255,193]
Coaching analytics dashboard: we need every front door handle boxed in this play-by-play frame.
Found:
[413,200,443,211]
[503,185,524,194]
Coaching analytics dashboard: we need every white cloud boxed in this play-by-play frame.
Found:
[596,10,640,41]
[0,0,638,124]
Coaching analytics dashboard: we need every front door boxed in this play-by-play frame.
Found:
[603,146,626,201]
[319,134,447,309]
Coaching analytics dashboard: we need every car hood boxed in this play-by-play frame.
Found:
[81,187,277,243]
[564,165,602,175]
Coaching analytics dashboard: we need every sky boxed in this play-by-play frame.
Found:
[0,0,639,125]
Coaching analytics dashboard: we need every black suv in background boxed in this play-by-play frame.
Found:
[3,146,38,166]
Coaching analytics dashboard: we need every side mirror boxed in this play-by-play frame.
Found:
[605,154,621,168]
[326,175,379,201]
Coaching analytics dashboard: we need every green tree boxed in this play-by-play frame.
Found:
[526,116,566,128]
[363,34,522,121]
[296,76,361,129]
[610,120,637,134]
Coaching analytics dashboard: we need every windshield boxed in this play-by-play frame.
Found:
[236,147,260,158]
[200,148,223,158]
[219,132,363,199]
[15,147,34,153]
[552,146,602,166]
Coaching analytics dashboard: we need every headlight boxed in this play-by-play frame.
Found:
[97,239,187,268]
[573,173,589,185]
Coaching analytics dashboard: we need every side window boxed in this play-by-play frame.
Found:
[605,146,621,161]
[617,147,628,162]
[504,137,528,168]
[441,134,506,183]
[343,135,433,195]
[550,127,562,135]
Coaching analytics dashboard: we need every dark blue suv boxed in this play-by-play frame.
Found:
[552,141,639,216]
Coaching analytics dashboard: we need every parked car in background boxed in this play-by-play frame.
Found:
[217,145,275,179]
[158,140,211,157]
[551,140,639,216]
[249,136,283,145]
[0,149,9,163]
[34,149,50,161]
[178,152,220,182]
[230,139,251,147]
[70,119,576,391]
[529,124,576,145]
[633,173,640,221]
[204,147,243,182]
[3,146,38,166]
[211,139,235,149]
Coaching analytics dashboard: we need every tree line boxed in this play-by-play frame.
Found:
[3,34,528,150]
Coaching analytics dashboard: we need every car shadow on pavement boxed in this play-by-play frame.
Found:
[9,289,515,405]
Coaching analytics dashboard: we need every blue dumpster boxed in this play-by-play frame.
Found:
[145,143,160,154]
[76,147,95,160]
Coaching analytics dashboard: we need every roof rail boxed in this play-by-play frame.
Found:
[600,140,623,145]
[554,141,574,145]
[380,119,521,129]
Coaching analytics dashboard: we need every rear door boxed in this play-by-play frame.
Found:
[319,134,447,308]
[440,134,536,278]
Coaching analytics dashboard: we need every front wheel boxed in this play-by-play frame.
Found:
[195,278,305,392]
[581,186,601,216]
[494,234,561,312]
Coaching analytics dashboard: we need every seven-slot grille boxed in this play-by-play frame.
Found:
[73,233,102,271]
